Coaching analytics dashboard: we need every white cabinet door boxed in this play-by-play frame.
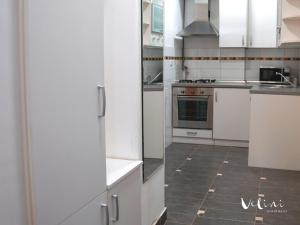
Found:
[248,0,278,48]
[25,0,106,225]
[219,0,248,47]
[213,89,250,141]
[61,192,108,225]
[108,168,142,225]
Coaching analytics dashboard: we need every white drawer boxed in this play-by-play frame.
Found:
[173,128,213,139]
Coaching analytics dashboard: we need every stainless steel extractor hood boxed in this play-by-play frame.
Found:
[177,0,219,37]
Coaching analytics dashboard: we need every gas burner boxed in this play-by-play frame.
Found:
[179,79,194,83]
[195,79,216,84]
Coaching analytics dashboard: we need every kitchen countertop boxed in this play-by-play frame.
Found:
[250,85,300,96]
[106,158,143,189]
[144,83,164,91]
[172,81,300,96]
[172,81,252,89]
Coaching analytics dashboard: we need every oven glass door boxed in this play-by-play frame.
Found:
[175,96,212,129]
[178,96,208,122]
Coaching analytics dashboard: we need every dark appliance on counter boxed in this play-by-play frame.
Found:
[259,67,290,83]
[173,86,213,130]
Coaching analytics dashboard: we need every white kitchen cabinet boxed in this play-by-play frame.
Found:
[219,0,278,48]
[107,165,142,225]
[219,0,248,47]
[24,0,106,224]
[61,192,108,225]
[213,88,250,141]
[249,94,300,170]
[248,0,278,48]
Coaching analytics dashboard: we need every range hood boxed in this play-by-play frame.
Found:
[177,0,219,37]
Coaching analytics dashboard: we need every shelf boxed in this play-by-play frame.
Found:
[283,16,300,21]
[282,0,300,19]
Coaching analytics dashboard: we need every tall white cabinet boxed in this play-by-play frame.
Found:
[23,0,107,224]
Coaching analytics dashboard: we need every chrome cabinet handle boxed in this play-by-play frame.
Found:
[242,36,245,46]
[101,204,109,225]
[186,131,197,136]
[97,85,106,117]
[215,91,218,102]
[112,195,119,222]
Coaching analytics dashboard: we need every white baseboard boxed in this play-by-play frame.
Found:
[214,139,249,148]
[173,137,214,145]
[172,137,249,148]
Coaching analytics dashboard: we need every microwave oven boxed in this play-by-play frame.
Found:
[259,67,290,82]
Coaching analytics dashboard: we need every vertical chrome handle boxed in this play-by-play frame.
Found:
[101,204,109,225]
[242,36,245,46]
[97,85,106,117]
[215,91,218,103]
[112,194,119,222]
[250,36,253,46]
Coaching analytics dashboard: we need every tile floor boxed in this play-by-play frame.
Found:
[164,143,300,225]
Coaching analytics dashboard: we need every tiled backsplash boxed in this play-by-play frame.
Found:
[163,37,300,81]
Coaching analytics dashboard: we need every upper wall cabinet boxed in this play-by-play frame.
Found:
[219,0,248,47]
[219,0,278,48]
[248,0,278,48]
[280,0,300,46]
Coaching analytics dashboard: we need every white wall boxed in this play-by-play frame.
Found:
[142,166,165,225]
[0,0,27,224]
[104,0,142,160]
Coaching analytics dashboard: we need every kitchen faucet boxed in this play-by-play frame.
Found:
[275,72,296,87]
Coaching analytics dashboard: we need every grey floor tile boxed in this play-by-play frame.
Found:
[167,201,201,215]
[193,217,252,225]
[260,212,300,225]
[165,222,188,225]
[202,199,257,214]
[213,176,259,188]
[206,192,258,204]
[210,184,259,197]
[167,212,195,224]
[203,208,256,222]
[167,183,210,194]
[166,190,205,205]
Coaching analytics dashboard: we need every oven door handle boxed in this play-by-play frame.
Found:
[177,96,210,100]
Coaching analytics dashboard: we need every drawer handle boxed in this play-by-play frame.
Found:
[101,204,109,225]
[112,194,119,222]
[97,85,106,117]
[187,131,197,136]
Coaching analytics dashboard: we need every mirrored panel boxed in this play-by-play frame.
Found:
[142,0,165,181]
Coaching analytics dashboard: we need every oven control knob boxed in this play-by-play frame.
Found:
[181,91,184,94]
[201,91,204,94]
